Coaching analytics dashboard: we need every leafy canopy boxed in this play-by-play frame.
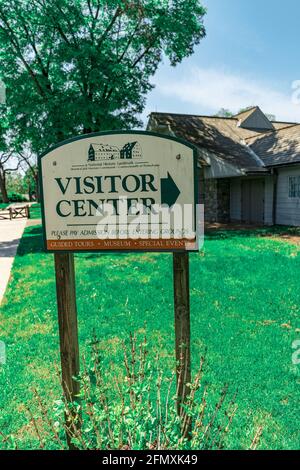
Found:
[0,0,206,153]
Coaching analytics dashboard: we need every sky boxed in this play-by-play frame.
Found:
[143,0,300,124]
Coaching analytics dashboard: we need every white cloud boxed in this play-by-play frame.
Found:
[152,66,300,122]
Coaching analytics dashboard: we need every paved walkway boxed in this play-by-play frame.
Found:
[0,218,27,304]
[0,203,33,304]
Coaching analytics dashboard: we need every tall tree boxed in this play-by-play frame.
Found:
[0,151,21,203]
[0,0,206,153]
[17,147,40,200]
[0,117,23,202]
[0,116,9,202]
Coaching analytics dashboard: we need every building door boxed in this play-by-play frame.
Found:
[241,179,264,223]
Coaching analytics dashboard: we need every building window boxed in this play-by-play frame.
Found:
[289,176,300,198]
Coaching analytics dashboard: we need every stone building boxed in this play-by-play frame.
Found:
[147,106,300,226]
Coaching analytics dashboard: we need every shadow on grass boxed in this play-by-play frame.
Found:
[205,225,300,241]
[17,225,44,256]
[205,229,265,241]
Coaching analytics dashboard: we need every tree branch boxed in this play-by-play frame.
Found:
[98,6,122,49]
[0,8,48,98]
[15,6,53,93]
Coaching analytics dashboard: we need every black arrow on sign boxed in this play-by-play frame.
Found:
[160,172,180,207]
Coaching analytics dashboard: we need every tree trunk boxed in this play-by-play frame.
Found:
[0,170,9,203]
[34,171,40,202]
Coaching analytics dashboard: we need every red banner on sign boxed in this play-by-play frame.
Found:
[47,238,197,251]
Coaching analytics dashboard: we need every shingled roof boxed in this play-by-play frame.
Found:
[147,112,266,172]
[250,123,300,167]
[147,108,300,172]
[234,107,258,121]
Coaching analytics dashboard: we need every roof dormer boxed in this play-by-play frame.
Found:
[234,106,274,131]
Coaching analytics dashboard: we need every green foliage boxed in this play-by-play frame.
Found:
[5,168,38,201]
[215,108,234,118]
[23,167,37,191]
[0,190,27,202]
[14,337,239,450]
[1,222,300,449]
[0,1,206,152]
[0,114,8,153]
[7,191,27,202]
[6,173,27,195]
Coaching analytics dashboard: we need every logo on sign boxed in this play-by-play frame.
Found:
[88,141,142,162]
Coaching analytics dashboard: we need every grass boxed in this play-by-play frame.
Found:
[28,203,41,220]
[0,212,300,449]
[0,203,9,210]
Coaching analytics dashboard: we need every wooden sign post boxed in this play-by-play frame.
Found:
[173,251,191,411]
[39,131,198,447]
[54,252,80,448]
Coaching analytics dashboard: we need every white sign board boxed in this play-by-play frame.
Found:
[39,131,198,252]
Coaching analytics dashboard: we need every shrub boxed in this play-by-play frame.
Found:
[0,192,27,203]
[7,191,27,202]
[1,334,263,450]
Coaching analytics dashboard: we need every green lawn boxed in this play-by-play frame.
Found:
[29,203,42,220]
[0,220,300,449]
[0,203,9,210]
